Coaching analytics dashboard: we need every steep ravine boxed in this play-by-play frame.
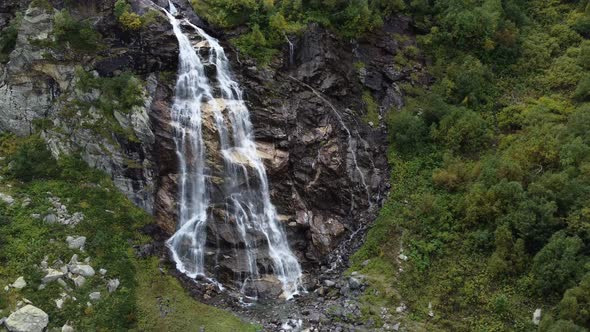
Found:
[0,0,423,330]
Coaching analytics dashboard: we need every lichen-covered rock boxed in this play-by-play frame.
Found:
[4,305,48,332]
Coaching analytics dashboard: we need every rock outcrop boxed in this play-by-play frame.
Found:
[0,0,422,299]
[4,305,48,332]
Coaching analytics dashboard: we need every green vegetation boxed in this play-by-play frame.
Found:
[114,0,162,31]
[0,134,255,331]
[135,257,260,332]
[352,0,590,330]
[52,9,102,52]
[362,90,380,127]
[191,0,404,64]
[60,68,145,143]
[0,14,21,63]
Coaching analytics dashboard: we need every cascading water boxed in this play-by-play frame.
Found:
[163,2,302,299]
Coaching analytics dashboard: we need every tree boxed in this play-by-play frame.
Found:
[531,232,586,296]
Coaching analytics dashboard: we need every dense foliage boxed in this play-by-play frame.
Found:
[191,0,404,64]
[352,0,590,330]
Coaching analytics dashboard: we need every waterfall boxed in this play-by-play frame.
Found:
[162,3,302,299]
[285,35,294,66]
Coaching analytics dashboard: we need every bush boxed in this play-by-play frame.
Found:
[531,233,586,296]
[387,110,428,153]
[0,14,21,63]
[119,11,142,30]
[574,75,590,101]
[432,107,492,155]
[53,9,102,51]
[7,137,59,182]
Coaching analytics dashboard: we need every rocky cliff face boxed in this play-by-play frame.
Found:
[0,0,421,296]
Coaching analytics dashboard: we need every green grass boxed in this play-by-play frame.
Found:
[362,90,380,127]
[134,257,258,332]
[0,134,255,331]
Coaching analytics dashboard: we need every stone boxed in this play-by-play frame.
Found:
[62,323,74,332]
[89,292,101,301]
[348,277,362,290]
[4,305,48,332]
[66,236,86,250]
[533,308,542,325]
[99,269,107,276]
[395,303,406,313]
[55,298,64,309]
[57,278,68,288]
[70,265,95,277]
[107,279,120,293]
[42,269,65,283]
[43,214,58,224]
[324,280,336,287]
[11,277,26,289]
[398,253,408,261]
[72,276,85,289]
[428,302,434,317]
[392,322,400,331]
[37,284,45,291]
[0,193,14,205]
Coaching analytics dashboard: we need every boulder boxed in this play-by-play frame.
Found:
[107,279,120,293]
[43,214,58,224]
[72,276,85,289]
[42,269,65,283]
[89,292,101,301]
[66,236,86,250]
[0,193,14,205]
[11,277,26,289]
[533,308,541,325]
[62,323,74,332]
[4,305,48,332]
[70,265,95,277]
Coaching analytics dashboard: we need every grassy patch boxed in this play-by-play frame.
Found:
[362,90,380,127]
[0,134,254,330]
[134,257,258,332]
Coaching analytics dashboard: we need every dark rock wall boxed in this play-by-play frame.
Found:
[0,0,422,276]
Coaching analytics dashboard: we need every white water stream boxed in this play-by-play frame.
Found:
[163,1,302,299]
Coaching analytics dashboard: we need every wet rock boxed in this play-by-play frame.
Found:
[4,305,48,332]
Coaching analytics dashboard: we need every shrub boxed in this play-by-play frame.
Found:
[0,14,21,63]
[7,137,59,182]
[119,11,142,30]
[387,110,428,153]
[53,9,102,51]
[432,107,492,155]
[574,75,590,101]
[531,232,585,296]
